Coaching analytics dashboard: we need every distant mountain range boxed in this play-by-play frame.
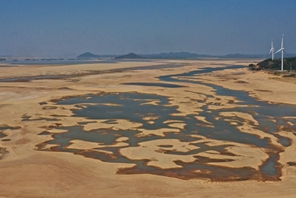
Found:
[77,51,296,60]
[2,51,296,60]
[139,52,212,59]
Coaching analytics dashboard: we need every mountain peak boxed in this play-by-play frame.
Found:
[115,53,143,59]
[77,52,99,58]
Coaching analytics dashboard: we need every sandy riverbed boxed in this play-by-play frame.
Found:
[0,59,296,198]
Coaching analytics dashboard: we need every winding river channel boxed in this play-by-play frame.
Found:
[36,65,296,181]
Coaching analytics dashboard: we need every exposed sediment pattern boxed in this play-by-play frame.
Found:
[0,60,296,197]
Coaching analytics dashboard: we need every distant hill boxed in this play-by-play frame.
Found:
[140,52,274,59]
[223,53,296,59]
[115,53,143,59]
[77,52,100,59]
[141,52,212,59]
[249,57,296,71]
[222,53,263,58]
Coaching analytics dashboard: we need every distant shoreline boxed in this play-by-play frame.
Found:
[0,57,263,67]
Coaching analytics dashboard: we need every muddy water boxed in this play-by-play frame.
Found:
[0,125,20,141]
[0,126,16,138]
[159,66,296,145]
[0,132,5,138]
[36,65,296,181]
[158,65,295,179]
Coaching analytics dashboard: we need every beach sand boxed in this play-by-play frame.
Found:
[0,59,296,197]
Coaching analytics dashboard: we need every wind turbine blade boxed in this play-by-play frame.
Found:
[275,49,281,54]
[269,49,273,54]
[281,34,284,48]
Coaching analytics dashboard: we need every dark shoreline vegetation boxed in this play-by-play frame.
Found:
[249,57,296,77]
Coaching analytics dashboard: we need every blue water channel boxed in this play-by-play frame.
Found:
[36,65,296,181]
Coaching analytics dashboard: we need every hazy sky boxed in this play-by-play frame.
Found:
[1,0,296,57]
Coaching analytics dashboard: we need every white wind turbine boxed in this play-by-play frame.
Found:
[275,34,285,71]
[269,39,274,60]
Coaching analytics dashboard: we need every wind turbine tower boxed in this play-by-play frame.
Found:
[269,39,274,60]
[275,34,285,71]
